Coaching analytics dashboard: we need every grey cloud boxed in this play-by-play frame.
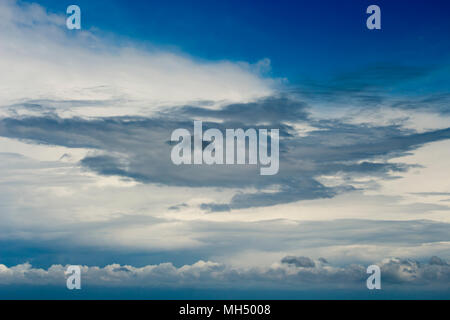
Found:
[0,209,449,270]
[380,257,450,285]
[219,179,342,211]
[174,96,309,124]
[429,256,448,266]
[168,203,188,211]
[112,266,132,273]
[0,256,448,290]
[281,256,315,268]
[190,219,450,254]
[200,203,230,212]
[410,192,450,197]
[0,95,449,210]
[201,179,339,212]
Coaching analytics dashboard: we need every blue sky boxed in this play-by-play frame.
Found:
[0,0,449,299]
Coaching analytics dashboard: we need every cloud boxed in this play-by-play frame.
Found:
[0,256,449,291]
[281,256,315,268]
[1,100,449,211]
[175,96,309,124]
[0,0,275,116]
[429,256,448,266]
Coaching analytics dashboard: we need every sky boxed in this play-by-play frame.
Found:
[0,0,449,299]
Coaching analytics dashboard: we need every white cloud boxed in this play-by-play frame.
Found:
[0,256,448,290]
[0,0,276,118]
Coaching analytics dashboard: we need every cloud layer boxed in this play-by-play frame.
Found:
[1,256,449,291]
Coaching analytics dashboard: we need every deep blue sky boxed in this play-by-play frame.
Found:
[27,0,450,83]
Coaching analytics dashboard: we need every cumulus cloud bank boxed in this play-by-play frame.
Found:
[1,256,449,291]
